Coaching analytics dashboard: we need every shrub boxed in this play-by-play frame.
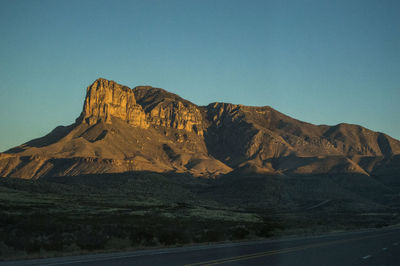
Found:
[158,229,190,246]
[199,229,225,242]
[76,229,108,250]
[105,237,131,250]
[0,241,15,256]
[231,226,249,240]
[129,228,156,246]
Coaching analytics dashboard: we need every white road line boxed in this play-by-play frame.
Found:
[394,242,399,246]
[362,255,371,259]
[382,247,388,251]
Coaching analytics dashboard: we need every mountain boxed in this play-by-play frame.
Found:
[1,78,399,179]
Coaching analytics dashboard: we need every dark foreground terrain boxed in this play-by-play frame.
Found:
[1,171,399,261]
[4,227,400,265]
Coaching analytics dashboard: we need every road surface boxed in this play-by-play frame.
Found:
[3,227,400,266]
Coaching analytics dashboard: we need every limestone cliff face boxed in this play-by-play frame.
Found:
[79,78,204,135]
[80,78,149,128]
[133,86,204,135]
[148,100,203,135]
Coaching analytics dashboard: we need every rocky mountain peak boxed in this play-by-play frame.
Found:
[78,78,149,127]
[77,78,204,135]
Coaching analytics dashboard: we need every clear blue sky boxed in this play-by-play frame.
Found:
[0,0,399,151]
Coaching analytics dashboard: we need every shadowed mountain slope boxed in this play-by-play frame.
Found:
[1,78,399,179]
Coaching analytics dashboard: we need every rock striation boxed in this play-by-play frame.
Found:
[133,86,204,135]
[78,78,204,135]
[79,78,149,128]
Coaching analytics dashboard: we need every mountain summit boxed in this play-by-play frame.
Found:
[1,78,399,179]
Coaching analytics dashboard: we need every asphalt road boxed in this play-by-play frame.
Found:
[3,227,400,266]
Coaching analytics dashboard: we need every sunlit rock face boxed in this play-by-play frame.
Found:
[80,78,149,128]
[147,100,204,135]
[132,85,204,136]
[79,78,204,135]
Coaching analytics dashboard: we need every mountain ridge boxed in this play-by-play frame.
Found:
[1,78,399,179]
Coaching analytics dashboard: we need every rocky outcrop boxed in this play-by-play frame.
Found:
[78,78,204,135]
[133,86,204,135]
[79,78,149,128]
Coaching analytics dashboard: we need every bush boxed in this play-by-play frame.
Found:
[231,226,249,240]
[199,229,225,242]
[158,229,190,246]
[4,233,41,253]
[105,237,131,250]
[76,229,108,250]
[0,241,15,256]
[129,228,156,246]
